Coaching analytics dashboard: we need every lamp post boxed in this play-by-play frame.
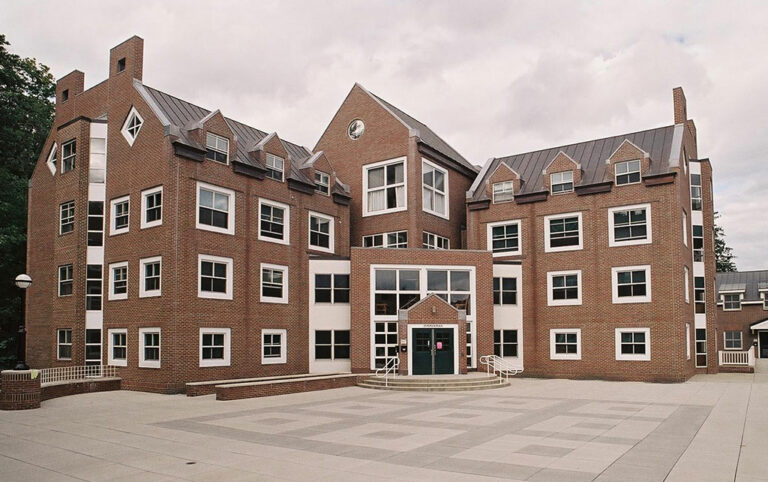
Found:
[14,274,32,371]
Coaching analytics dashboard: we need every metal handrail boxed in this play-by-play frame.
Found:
[375,357,400,387]
[480,355,522,384]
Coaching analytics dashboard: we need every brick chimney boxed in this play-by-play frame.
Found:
[54,70,85,123]
[673,87,687,124]
[109,35,144,81]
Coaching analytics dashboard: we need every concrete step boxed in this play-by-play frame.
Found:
[357,375,509,391]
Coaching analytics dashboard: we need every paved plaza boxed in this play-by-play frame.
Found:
[0,373,766,481]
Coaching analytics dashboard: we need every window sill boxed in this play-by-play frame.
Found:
[196,224,235,236]
[545,244,583,253]
[258,234,289,245]
[362,206,407,217]
[198,292,233,300]
[139,291,161,298]
[261,358,286,365]
[261,297,288,304]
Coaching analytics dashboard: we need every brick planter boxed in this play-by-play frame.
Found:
[0,370,42,410]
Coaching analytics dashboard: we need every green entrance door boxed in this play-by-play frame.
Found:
[412,328,454,375]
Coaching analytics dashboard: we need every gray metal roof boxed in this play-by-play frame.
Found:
[369,92,476,173]
[470,124,678,200]
[717,271,768,301]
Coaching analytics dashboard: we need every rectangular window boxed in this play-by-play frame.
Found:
[109,262,128,301]
[487,221,521,256]
[87,201,104,246]
[723,293,741,311]
[60,201,75,234]
[686,323,691,360]
[684,266,690,303]
[197,182,235,235]
[86,264,103,311]
[548,271,581,306]
[363,231,408,248]
[261,264,288,303]
[85,329,102,366]
[57,329,72,360]
[422,160,448,218]
[545,213,582,252]
[258,199,289,244]
[364,158,406,215]
[140,256,162,298]
[373,321,399,369]
[550,329,581,360]
[200,328,231,367]
[314,274,349,303]
[695,328,707,367]
[763,293,768,310]
[205,132,229,164]
[693,225,704,262]
[139,328,161,368]
[110,196,130,235]
[266,153,285,181]
[262,329,287,364]
[494,330,518,357]
[694,276,706,314]
[550,171,574,194]
[724,331,743,350]
[141,186,163,229]
[309,212,334,252]
[375,269,421,315]
[615,328,650,361]
[615,159,641,185]
[108,329,127,367]
[58,264,73,296]
[427,269,471,315]
[62,139,76,173]
[690,173,702,211]
[492,181,515,203]
[423,232,450,250]
[612,265,651,304]
[315,171,330,195]
[493,277,517,305]
[198,255,233,300]
[608,204,651,246]
[314,330,350,360]
[682,211,688,246]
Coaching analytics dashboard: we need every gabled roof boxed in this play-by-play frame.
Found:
[469,124,680,200]
[717,270,768,302]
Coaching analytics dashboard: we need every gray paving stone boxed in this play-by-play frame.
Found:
[529,468,597,482]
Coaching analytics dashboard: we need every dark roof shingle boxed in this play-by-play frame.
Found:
[717,270,768,301]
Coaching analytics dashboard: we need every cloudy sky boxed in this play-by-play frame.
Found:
[3,1,766,269]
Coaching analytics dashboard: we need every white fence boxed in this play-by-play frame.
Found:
[718,346,755,367]
[40,365,117,386]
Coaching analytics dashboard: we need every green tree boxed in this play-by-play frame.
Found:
[0,34,56,368]
[714,212,737,273]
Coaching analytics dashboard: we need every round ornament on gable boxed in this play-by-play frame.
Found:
[348,119,365,140]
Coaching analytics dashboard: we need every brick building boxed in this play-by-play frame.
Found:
[716,271,768,360]
[24,37,721,391]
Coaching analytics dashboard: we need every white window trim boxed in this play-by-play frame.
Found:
[544,211,583,253]
[266,153,285,181]
[682,211,688,247]
[611,265,652,304]
[308,210,335,254]
[262,328,287,364]
[258,198,290,245]
[138,327,161,369]
[108,261,129,301]
[196,181,235,235]
[315,170,331,196]
[686,323,691,360]
[721,292,743,311]
[107,328,128,367]
[423,231,450,250]
[199,327,231,367]
[607,203,652,247]
[547,270,582,306]
[260,263,288,304]
[121,106,144,146]
[486,220,522,257]
[139,256,162,298]
[362,157,408,217]
[492,181,515,204]
[198,254,233,300]
[206,132,230,165]
[684,266,690,304]
[614,159,642,186]
[110,195,130,236]
[421,158,449,220]
[550,328,581,360]
[550,171,574,195]
[762,291,768,311]
[140,186,163,229]
[615,328,651,361]
[57,328,72,361]
[46,142,58,175]
[58,264,73,297]
[723,331,743,350]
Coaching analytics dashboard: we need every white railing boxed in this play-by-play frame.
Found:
[480,355,523,384]
[718,346,755,367]
[40,365,118,386]
[375,357,400,387]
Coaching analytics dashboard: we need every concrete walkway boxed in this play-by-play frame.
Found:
[0,372,766,481]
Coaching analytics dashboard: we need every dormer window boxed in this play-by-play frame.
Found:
[615,160,641,186]
[46,143,58,175]
[205,133,229,164]
[121,107,144,146]
[315,171,330,195]
[492,181,514,203]
[266,153,284,181]
[117,58,126,73]
[550,171,574,194]
[723,293,741,311]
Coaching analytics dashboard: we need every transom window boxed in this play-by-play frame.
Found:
[258,199,288,244]
[315,171,330,195]
[315,330,350,360]
[374,269,421,315]
[550,329,580,360]
[488,221,520,256]
[309,212,334,252]
[111,196,130,234]
[60,201,75,234]
[197,182,234,235]
[492,181,515,203]
[616,328,650,361]
[57,329,72,360]
[724,331,742,350]
[494,330,518,357]
[62,139,76,173]
[545,213,582,251]
[493,277,517,305]
[140,257,162,297]
[548,271,581,306]
[109,262,128,300]
[609,204,650,246]
[422,160,448,218]
[142,187,162,228]
[314,274,350,303]
[723,293,741,311]
[427,270,471,314]
[139,329,161,368]
[58,264,73,296]
[613,266,651,303]
[200,328,231,367]
[266,153,285,181]
[205,132,229,164]
[690,174,702,211]
[262,329,286,364]
[363,231,407,248]
[199,255,232,299]
[550,171,574,194]
[423,232,450,250]
[364,159,405,215]
[261,264,288,303]
[121,107,144,146]
[615,159,641,185]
